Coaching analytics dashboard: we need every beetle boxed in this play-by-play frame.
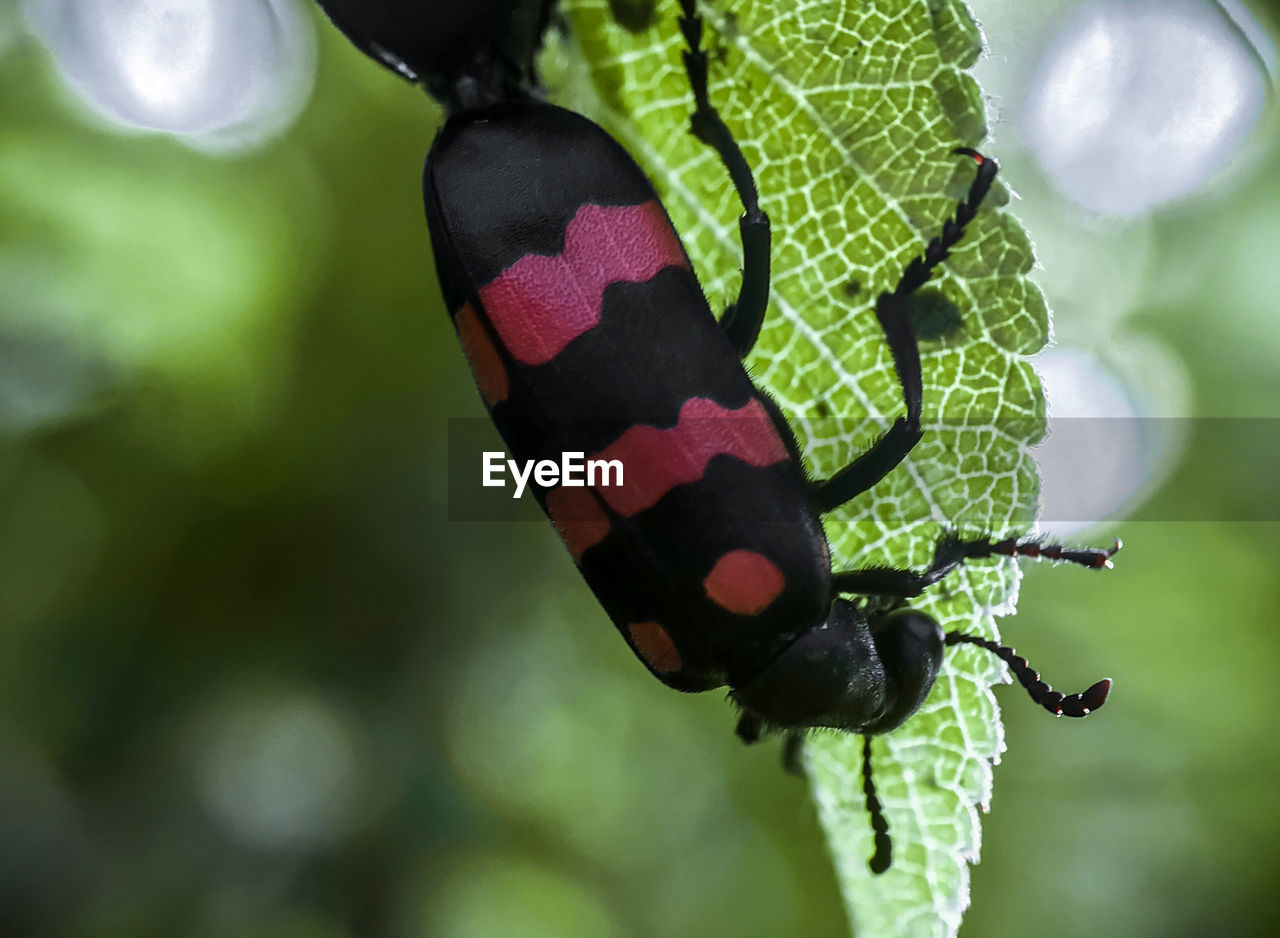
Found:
[313,0,1120,873]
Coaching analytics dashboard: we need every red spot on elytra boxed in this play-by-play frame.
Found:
[703,550,785,616]
[479,201,689,366]
[545,486,611,562]
[628,621,681,674]
[454,303,508,405]
[595,397,788,517]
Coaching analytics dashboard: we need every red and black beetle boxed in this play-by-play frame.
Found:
[312,0,1120,873]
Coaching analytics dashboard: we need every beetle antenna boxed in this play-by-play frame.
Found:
[862,735,892,874]
[945,632,1111,717]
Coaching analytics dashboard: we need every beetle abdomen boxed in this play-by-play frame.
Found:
[424,99,832,689]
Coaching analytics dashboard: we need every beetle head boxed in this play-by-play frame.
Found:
[731,600,944,735]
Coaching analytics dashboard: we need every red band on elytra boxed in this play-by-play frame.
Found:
[545,485,611,562]
[478,201,689,366]
[628,621,682,674]
[596,397,789,517]
[454,303,509,406]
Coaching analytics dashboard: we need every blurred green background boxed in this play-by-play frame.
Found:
[2,1,1280,936]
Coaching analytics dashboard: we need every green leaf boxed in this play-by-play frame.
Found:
[550,1,1047,934]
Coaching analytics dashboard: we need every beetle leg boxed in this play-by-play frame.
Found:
[678,0,772,359]
[780,730,806,776]
[735,710,765,744]
[814,151,999,512]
